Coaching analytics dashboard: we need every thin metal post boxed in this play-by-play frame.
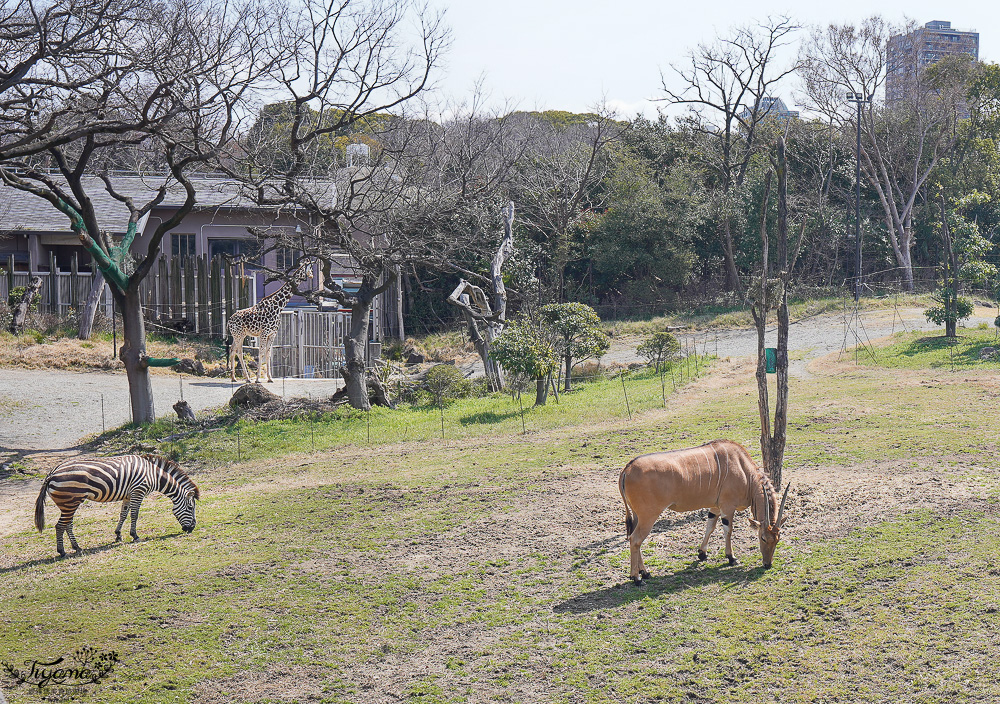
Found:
[620,372,632,420]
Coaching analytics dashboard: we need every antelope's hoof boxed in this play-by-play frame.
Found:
[698,550,707,562]
[640,569,651,580]
[632,576,644,587]
[727,556,737,566]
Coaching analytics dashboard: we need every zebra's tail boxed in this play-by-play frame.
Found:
[34,475,51,532]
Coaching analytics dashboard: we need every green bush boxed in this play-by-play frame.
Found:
[7,286,36,312]
[636,331,681,372]
[490,320,558,380]
[425,364,473,406]
[924,293,973,328]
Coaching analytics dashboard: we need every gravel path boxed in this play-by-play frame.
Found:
[604,305,996,367]
[1,305,996,455]
[0,370,343,453]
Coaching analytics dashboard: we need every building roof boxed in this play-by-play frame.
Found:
[0,173,343,234]
[0,174,257,233]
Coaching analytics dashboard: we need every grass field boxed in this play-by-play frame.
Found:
[2,342,1000,702]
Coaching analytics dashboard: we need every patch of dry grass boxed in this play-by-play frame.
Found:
[0,331,223,372]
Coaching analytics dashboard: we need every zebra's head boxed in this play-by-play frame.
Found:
[172,486,199,533]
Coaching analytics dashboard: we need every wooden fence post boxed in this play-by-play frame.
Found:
[210,256,222,335]
[48,251,58,315]
[197,255,209,333]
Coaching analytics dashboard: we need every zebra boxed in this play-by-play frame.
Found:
[34,455,200,557]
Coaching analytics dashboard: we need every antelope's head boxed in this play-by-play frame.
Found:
[748,482,790,569]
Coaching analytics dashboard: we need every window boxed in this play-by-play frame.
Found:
[171,233,196,260]
[208,238,260,267]
[276,246,301,270]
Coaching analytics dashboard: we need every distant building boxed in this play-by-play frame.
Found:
[887,20,979,103]
[741,97,799,123]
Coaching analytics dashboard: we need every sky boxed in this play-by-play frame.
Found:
[433,0,998,119]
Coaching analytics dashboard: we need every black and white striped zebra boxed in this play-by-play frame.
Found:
[34,454,200,557]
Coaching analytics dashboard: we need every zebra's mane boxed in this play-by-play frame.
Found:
[140,455,200,499]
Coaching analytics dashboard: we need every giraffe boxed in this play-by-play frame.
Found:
[228,259,314,383]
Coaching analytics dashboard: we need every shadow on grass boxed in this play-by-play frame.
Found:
[553,560,767,614]
[1,532,181,575]
[458,410,521,425]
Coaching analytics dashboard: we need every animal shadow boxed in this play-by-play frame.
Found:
[552,561,766,614]
[1,532,182,575]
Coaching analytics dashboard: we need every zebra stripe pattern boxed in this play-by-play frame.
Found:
[34,455,200,557]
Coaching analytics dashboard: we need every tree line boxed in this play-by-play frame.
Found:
[2,2,998,419]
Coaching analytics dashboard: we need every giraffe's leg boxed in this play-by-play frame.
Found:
[262,333,277,383]
[229,330,243,381]
[114,500,129,542]
[128,489,147,542]
[236,334,253,384]
[253,334,263,383]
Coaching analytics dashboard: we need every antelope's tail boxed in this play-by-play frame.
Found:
[619,465,634,538]
[34,475,52,532]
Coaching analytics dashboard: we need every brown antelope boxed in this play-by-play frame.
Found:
[618,439,789,584]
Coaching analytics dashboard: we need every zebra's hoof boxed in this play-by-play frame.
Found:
[131,536,141,543]
[698,550,707,562]
[727,556,737,566]
[114,534,121,543]
[57,550,66,558]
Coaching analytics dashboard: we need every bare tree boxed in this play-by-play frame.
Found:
[799,17,970,291]
[0,0,279,424]
[446,201,514,391]
[662,16,799,293]
[510,106,624,303]
[230,0,450,411]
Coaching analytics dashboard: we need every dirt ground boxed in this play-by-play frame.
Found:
[3,314,996,701]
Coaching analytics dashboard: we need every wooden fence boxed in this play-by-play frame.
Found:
[138,254,256,336]
[4,253,385,378]
[2,253,256,336]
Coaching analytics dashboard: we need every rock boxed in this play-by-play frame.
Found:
[980,346,997,361]
[405,350,426,365]
[229,383,281,409]
[173,358,206,376]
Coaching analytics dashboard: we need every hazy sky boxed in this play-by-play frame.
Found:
[434,0,996,119]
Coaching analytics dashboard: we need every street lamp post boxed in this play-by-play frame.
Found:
[846,92,871,302]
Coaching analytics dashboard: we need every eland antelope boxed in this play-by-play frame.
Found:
[618,439,789,584]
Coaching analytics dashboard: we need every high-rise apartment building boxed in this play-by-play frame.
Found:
[886,20,979,102]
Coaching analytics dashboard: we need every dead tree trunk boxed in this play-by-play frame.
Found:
[750,136,792,489]
[173,400,196,421]
[446,201,516,391]
[7,276,43,334]
[78,270,105,340]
